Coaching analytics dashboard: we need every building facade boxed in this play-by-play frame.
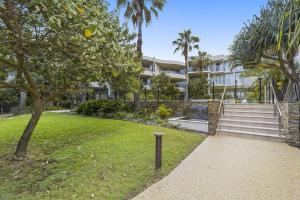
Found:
[142,55,256,99]
[188,55,256,99]
[141,56,186,92]
[92,55,256,100]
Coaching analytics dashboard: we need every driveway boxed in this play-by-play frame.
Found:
[134,134,300,200]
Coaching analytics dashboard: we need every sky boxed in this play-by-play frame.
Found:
[107,0,267,62]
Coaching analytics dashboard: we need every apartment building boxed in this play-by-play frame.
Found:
[188,55,256,99]
[92,55,256,100]
[141,56,186,92]
[142,55,256,99]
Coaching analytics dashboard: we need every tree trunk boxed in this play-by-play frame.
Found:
[15,98,43,159]
[133,15,143,111]
[285,79,300,101]
[184,51,189,102]
[137,17,143,58]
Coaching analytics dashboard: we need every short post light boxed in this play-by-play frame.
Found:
[154,132,165,169]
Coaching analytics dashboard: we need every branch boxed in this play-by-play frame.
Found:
[262,54,289,65]
[0,81,19,89]
[0,57,18,69]
[43,87,68,103]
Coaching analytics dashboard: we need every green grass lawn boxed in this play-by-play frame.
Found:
[0,113,204,200]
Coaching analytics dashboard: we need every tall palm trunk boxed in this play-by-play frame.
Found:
[184,44,189,102]
[137,16,143,58]
[133,15,143,110]
[15,98,43,159]
[185,56,189,102]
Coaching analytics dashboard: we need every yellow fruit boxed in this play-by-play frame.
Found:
[84,28,92,38]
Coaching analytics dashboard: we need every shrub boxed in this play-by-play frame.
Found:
[77,100,130,117]
[156,104,172,119]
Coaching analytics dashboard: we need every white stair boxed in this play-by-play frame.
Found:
[216,103,286,142]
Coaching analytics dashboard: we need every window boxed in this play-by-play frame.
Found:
[216,63,220,71]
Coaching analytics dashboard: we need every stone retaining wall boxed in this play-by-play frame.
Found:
[208,101,221,135]
[282,102,300,147]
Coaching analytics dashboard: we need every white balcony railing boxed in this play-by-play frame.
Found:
[141,69,154,76]
[165,72,186,80]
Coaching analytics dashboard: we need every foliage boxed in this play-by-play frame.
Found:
[241,67,287,102]
[117,0,166,27]
[230,0,300,83]
[76,100,171,125]
[0,113,203,199]
[156,104,172,119]
[189,74,209,99]
[0,88,18,105]
[76,99,130,117]
[117,0,166,109]
[173,29,200,58]
[172,29,199,101]
[0,88,18,114]
[150,72,180,100]
[0,0,140,99]
[0,0,141,157]
[190,50,211,71]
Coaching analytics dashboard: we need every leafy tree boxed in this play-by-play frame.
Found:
[189,75,209,99]
[172,29,199,102]
[230,0,300,100]
[117,0,166,108]
[151,72,180,100]
[0,0,140,158]
[240,67,286,102]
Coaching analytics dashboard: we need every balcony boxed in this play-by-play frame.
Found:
[161,71,186,80]
[141,69,154,77]
[143,84,185,92]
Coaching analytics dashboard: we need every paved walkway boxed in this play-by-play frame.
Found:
[134,134,300,200]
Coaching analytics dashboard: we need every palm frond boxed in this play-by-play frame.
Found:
[117,0,128,8]
[144,7,152,25]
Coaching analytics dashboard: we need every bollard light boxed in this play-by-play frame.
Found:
[154,132,165,169]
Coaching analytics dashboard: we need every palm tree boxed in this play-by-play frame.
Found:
[117,0,166,108]
[173,29,199,101]
[190,50,211,72]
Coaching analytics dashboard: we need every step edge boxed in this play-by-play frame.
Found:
[216,129,286,138]
[218,124,282,131]
[219,119,279,124]
[221,115,279,119]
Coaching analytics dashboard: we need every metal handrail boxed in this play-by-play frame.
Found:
[270,82,282,117]
[270,81,283,136]
[218,86,227,116]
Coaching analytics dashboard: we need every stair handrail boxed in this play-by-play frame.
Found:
[218,86,227,116]
[270,82,282,117]
[270,81,283,136]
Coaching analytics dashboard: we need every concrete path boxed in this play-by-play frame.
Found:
[134,134,300,200]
